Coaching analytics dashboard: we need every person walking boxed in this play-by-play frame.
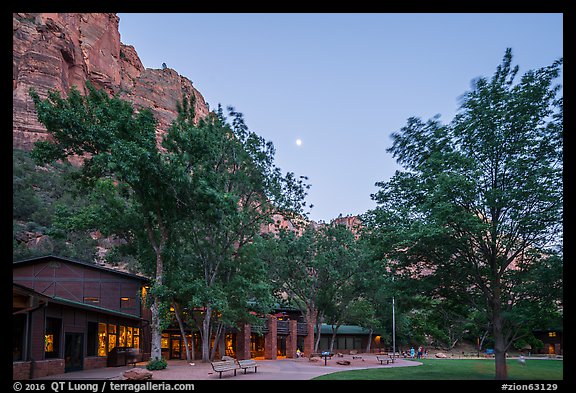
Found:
[410,346,415,358]
[417,346,423,359]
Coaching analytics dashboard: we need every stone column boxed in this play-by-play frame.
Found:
[303,312,316,357]
[264,315,277,360]
[286,319,298,358]
[235,324,251,360]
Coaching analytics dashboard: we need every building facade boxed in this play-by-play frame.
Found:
[13,255,150,379]
[13,255,384,379]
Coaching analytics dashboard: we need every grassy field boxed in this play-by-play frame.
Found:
[314,358,563,380]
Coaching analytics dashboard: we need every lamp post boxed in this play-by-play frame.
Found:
[392,276,396,363]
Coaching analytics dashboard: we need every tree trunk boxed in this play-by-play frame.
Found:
[150,302,162,360]
[314,313,323,352]
[329,325,338,353]
[201,306,212,362]
[150,249,165,360]
[493,281,508,380]
[210,322,224,361]
[366,328,373,353]
[173,302,191,362]
[146,220,167,361]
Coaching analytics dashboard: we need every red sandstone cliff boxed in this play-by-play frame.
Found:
[13,12,209,151]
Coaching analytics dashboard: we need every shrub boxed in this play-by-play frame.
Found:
[146,358,167,370]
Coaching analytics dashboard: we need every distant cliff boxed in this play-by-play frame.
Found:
[13,13,209,151]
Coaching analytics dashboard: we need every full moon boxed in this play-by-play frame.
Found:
[296,139,302,146]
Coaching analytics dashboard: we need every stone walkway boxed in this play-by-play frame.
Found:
[33,354,421,380]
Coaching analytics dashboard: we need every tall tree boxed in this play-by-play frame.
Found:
[30,83,193,361]
[161,101,309,362]
[365,49,562,379]
[316,223,368,353]
[263,226,319,354]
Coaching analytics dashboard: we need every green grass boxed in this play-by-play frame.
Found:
[314,358,563,380]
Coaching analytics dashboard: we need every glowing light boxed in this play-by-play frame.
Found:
[296,139,302,146]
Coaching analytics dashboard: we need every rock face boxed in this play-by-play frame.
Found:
[13,13,209,151]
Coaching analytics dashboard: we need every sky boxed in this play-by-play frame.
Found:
[117,13,563,223]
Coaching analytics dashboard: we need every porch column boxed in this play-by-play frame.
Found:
[264,315,277,360]
[286,319,298,358]
[303,315,316,357]
[235,324,251,360]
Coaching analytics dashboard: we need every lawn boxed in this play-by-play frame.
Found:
[314,358,563,380]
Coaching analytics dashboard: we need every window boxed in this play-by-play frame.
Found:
[108,324,117,352]
[549,332,557,337]
[98,323,107,356]
[119,326,127,347]
[45,318,61,358]
[87,322,98,356]
[127,326,133,347]
[13,314,26,361]
[84,297,100,304]
[120,297,134,309]
[133,327,140,349]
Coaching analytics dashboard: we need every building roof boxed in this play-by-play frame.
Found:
[13,254,150,282]
[13,283,142,320]
[317,324,376,335]
[50,296,142,320]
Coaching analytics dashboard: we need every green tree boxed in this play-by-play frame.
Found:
[316,223,368,353]
[264,222,366,354]
[159,100,309,362]
[263,226,318,355]
[365,49,562,379]
[30,82,188,361]
[13,149,100,262]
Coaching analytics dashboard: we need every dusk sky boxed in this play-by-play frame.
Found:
[117,13,563,223]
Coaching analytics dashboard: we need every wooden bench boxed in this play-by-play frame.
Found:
[237,359,258,374]
[211,360,240,378]
[376,355,392,365]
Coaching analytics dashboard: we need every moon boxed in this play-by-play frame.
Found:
[296,138,302,146]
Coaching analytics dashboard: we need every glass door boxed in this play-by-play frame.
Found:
[170,335,181,359]
[64,333,84,372]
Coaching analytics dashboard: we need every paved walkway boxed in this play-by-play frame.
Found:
[33,354,422,381]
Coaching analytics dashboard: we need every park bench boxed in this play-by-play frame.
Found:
[211,359,240,378]
[376,355,392,365]
[310,352,332,359]
[237,359,258,374]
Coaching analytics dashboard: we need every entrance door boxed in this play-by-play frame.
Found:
[64,333,84,372]
[170,335,181,359]
[277,336,287,357]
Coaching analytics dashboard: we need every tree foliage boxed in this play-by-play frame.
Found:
[365,48,562,379]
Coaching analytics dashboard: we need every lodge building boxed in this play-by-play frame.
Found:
[12,255,150,379]
[13,255,383,380]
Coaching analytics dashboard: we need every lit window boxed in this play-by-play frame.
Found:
[120,297,133,308]
[127,326,133,347]
[45,318,61,358]
[119,326,127,346]
[98,323,107,356]
[84,297,100,304]
[108,324,117,352]
[549,332,557,337]
[44,334,54,353]
[133,328,140,349]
